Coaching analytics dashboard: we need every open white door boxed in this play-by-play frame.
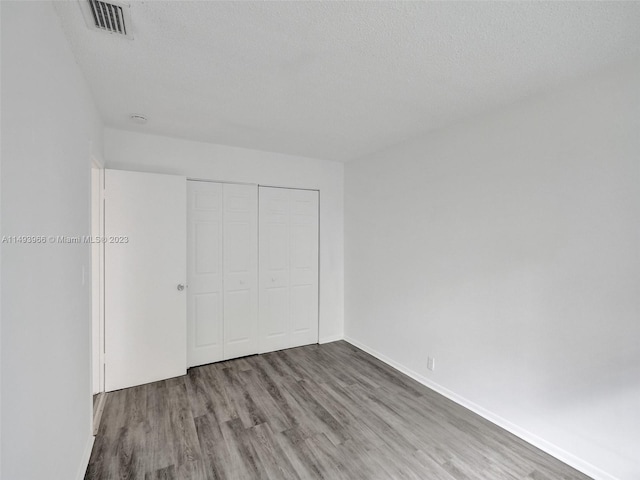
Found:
[104,169,187,391]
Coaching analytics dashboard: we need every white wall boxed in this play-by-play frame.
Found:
[345,59,640,480]
[104,128,344,343]
[1,2,103,479]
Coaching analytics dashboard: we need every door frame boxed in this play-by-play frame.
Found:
[91,158,105,395]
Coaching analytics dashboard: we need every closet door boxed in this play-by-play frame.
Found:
[289,189,320,347]
[104,169,186,391]
[187,181,223,367]
[223,183,259,360]
[258,188,290,353]
[259,187,319,354]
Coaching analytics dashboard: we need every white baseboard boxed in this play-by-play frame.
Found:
[318,333,344,344]
[343,336,618,480]
[76,434,95,480]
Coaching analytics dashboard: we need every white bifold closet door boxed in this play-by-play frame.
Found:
[259,187,319,354]
[187,181,258,367]
[105,169,187,391]
[187,181,224,367]
[222,183,259,360]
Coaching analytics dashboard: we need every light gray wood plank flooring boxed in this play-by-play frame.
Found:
[85,341,592,480]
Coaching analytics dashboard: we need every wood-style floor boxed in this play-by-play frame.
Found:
[85,341,592,480]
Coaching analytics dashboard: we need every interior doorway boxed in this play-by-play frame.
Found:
[91,162,105,434]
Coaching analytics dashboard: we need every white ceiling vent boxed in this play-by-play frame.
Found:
[80,0,133,39]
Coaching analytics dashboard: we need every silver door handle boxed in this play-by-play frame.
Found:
[177,284,185,291]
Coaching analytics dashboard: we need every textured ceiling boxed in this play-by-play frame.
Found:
[54,1,640,162]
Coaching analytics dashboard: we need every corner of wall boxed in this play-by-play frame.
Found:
[76,436,95,480]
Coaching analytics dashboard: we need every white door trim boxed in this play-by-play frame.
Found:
[90,160,105,395]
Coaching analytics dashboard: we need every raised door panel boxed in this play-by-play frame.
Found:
[187,181,224,367]
[223,183,258,360]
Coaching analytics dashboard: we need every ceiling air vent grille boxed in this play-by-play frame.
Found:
[80,0,133,39]
[89,0,126,34]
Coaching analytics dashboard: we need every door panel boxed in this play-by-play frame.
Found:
[223,183,258,360]
[195,223,220,275]
[268,224,289,271]
[259,187,319,354]
[187,181,223,367]
[264,287,289,350]
[224,290,252,342]
[291,285,313,332]
[105,169,186,391]
[194,293,221,346]
[225,223,251,272]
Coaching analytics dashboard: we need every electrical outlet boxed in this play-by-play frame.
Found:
[427,356,435,371]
